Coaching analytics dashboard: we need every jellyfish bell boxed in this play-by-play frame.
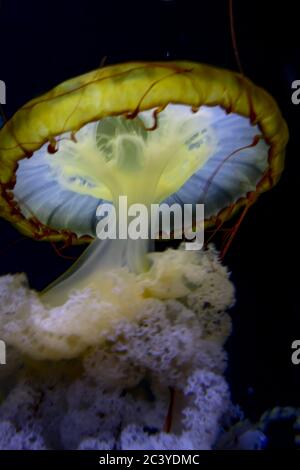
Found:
[0,62,288,307]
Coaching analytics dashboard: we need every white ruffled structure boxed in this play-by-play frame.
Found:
[0,245,234,450]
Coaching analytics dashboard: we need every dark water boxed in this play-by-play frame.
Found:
[0,0,299,445]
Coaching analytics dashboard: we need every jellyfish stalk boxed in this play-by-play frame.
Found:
[27,105,219,306]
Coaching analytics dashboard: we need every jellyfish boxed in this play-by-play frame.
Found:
[0,62,288,310]
[0,63,290,447]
